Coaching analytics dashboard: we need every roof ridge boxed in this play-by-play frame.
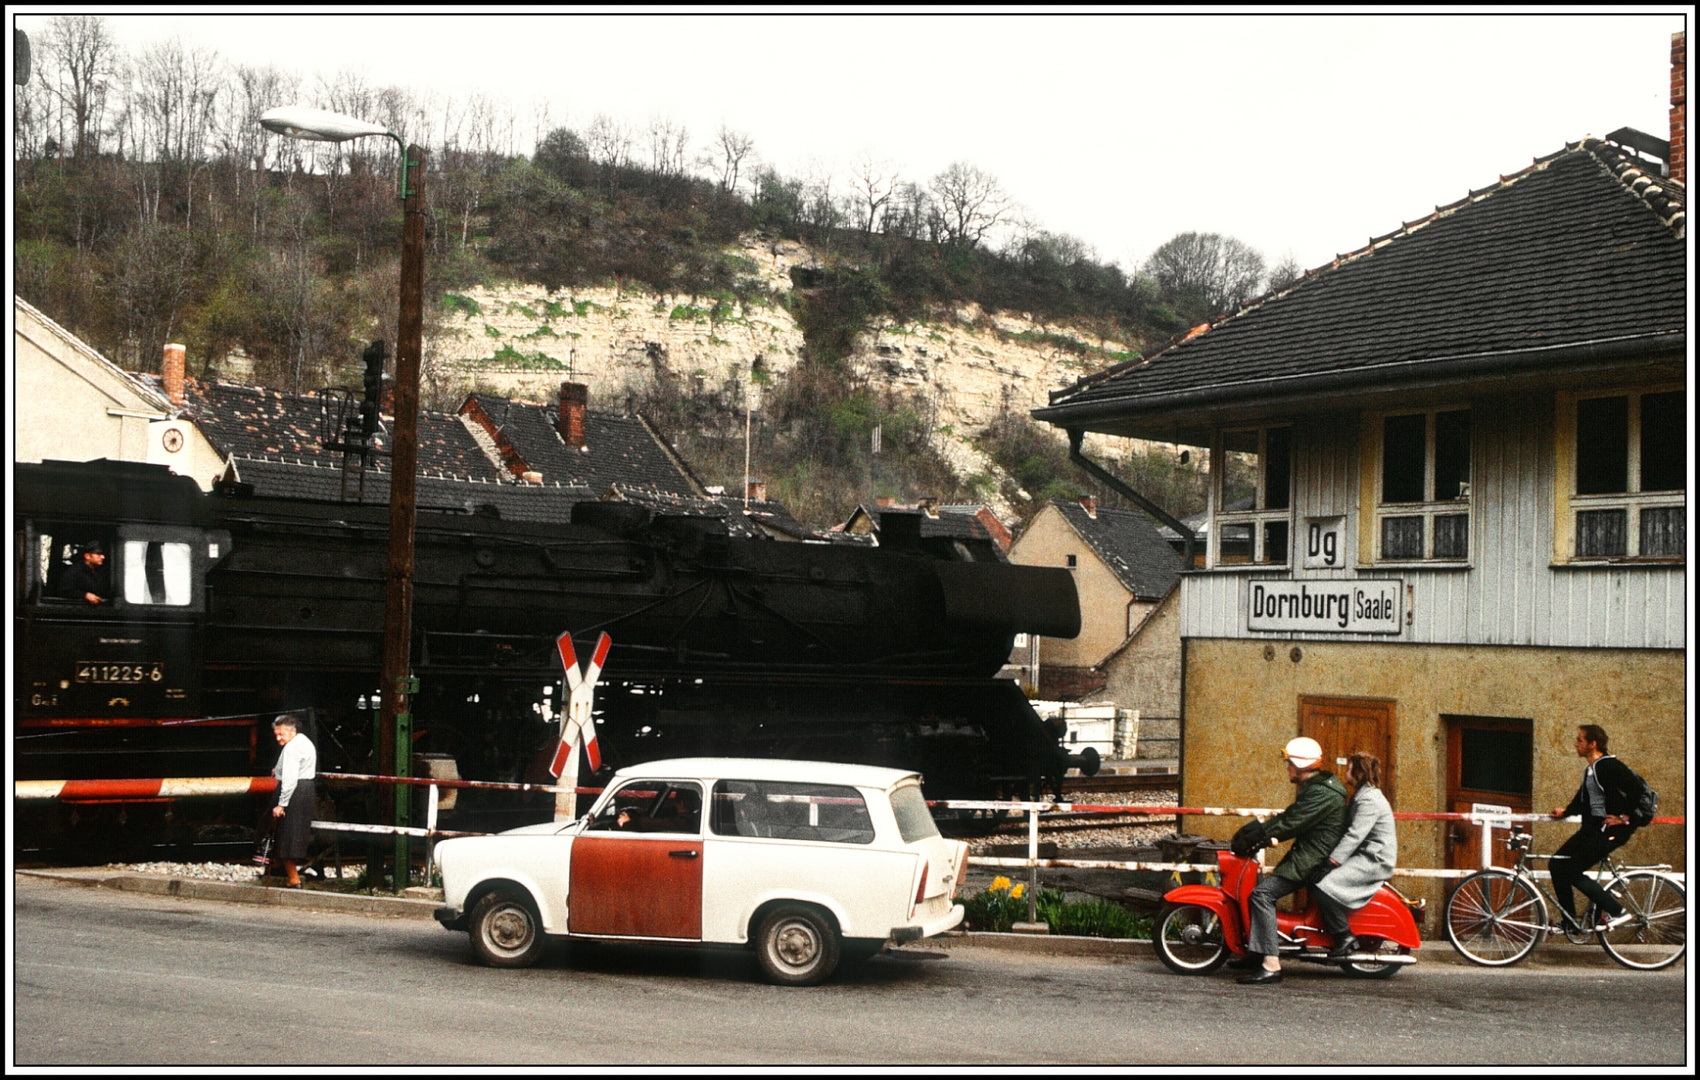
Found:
[1578,136,1687,234]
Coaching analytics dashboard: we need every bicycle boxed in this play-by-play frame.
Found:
[1444,826,1685,970]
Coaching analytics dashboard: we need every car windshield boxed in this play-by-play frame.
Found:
[888,783,938,844]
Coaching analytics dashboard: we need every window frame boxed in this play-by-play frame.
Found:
[1553,385,1686,565]
[1358,407,1473,567]
[1208,424,1294,570]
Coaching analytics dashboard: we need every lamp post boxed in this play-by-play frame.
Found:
[261,106,426,891]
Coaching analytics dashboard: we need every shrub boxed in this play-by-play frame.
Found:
[442,292,482,316]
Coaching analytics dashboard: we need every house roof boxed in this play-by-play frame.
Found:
[17,296,175,413]
[1037,137,1687,442]
[1050,499,1184,599]
[461,393,704,497]
[226,456,596,522]
[602,484,819,541]
[169,378,496,480]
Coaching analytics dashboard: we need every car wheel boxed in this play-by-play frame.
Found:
[754,904,841,986]
[469,889,546,968]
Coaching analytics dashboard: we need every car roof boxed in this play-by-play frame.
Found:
[609,757,921,789]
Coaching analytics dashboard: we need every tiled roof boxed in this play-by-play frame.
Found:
[1039,138,1687,427]
[602,485,821,541]
[1052,500,1184,599]
[227,456,596,521]
[175,379,495,480]
[462,393,703,497]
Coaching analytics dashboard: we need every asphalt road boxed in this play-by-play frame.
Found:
[12,875,1689,1067]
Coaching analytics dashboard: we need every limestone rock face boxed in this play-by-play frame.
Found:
[430,234,1144,512]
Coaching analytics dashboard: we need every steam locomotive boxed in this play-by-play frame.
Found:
[14,458,1082,857]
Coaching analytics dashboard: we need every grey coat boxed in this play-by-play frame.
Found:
[1313,785,1397,911]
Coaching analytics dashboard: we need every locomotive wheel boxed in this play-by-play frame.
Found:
[1153,902,1228,975]
[469,889,547,968]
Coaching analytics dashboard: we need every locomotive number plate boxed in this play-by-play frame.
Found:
[75,661,165,684]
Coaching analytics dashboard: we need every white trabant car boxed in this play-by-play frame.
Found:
[433,757,968,985]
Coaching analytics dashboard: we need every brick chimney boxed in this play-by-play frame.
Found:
[745,479,766,503]
[162,343,186,407]
[1078,494,1097,518]
[558,381,588,449]
[1672,31,1687,186]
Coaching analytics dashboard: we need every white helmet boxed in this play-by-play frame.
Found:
[1283,736,1324,769]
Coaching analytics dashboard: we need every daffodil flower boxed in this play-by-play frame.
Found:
[1009,883,1025,899]
[990,876,1011,892]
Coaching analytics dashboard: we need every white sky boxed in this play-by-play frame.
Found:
[12,7,1691,274]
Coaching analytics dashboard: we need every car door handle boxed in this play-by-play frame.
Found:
[668,850,699,859]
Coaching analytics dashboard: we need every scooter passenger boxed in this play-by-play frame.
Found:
[1229,736,1348,985]
[1312,752,1397,960]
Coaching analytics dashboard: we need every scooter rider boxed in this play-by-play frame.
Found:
[1229,736,1349,985]
[1313,752,1397,960]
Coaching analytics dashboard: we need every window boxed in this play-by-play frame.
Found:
[588,781,703,833]
[122,540,193,606]
[709,780,875,844]
[1212,425,1292,566]
[33,527,116,603]
[1065,554,1077,569]
[1559,388,1685,560]
[1365,409,1470,563]
[889,783,940,844]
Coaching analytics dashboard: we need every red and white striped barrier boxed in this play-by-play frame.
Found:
[14,777,278,801]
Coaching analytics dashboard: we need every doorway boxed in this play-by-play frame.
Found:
[1299,696,1396,807]
[1443,715,1533,871]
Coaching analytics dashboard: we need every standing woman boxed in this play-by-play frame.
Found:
[270,715,317,888]
[1313,752,1397,959]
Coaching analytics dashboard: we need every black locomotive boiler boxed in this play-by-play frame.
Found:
[14,458,1083,855]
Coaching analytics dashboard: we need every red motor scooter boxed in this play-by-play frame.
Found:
[1153,848,1425,978]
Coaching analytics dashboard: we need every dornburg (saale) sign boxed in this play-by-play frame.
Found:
[1245,579,1402,634]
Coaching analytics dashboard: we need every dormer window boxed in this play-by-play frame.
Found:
[1211,425,1291,567]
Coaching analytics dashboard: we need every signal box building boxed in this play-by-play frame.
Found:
[1035,132,1687,904]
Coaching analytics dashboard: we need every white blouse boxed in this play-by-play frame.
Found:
[273,733,318,808]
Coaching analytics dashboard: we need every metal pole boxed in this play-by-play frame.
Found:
[378,142,427,893]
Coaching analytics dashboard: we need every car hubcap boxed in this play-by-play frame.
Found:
[489,907,531,951]
[775,921,819,968]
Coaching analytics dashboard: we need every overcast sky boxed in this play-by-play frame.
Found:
[12,8,1689,275]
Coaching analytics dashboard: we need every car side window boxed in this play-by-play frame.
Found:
[710,780,874,844]
[587,781,702,834]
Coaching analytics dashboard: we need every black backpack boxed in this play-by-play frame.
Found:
[1609,757,1659,827]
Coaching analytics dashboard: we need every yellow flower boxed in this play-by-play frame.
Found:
[989,876,1011,893]
[1009,883,1025,899]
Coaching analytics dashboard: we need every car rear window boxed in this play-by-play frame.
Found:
[710,780,874,844]
[889,783,939,844]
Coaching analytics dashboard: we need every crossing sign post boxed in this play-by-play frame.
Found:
[552,631,610,821]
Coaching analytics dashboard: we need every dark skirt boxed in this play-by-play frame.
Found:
[275,779,315,862]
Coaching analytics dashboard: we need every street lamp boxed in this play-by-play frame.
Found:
[260,105,426,890]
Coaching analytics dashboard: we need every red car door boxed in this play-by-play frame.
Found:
[569,781,704,939]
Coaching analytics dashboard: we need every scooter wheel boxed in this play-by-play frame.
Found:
[1341,936,1407,979]
[1153,902,1229,975]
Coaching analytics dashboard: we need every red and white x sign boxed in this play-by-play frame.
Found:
[550,631,610,778]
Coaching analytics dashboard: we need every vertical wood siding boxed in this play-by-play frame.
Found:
[1181,399,1685,649]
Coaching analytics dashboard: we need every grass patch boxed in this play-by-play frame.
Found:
[442,292,482,317]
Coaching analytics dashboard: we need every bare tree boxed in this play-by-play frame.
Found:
[645,113,689,176]
[847,151,900,233]
[707,123,755,194]
[1143,231,1269,321]
[1266,251,1303,292]
[40,14,120,159]
[585,112,632,170]
[928,161,1012,249]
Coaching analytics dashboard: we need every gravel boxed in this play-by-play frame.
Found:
[965,787,1183,855]
[101,862,362,883]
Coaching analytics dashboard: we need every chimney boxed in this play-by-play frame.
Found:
[1078,494,1097,518]
[558,381,588,449]
[1672,31,1687,186]
[875,496,896,508]
[162,343,186,407]
[917,496,939,517]
[744,478,766,504]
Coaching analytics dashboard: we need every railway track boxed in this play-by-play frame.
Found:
[1062,771,1177,794]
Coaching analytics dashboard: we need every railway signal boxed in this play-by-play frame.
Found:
[552,632,610,820]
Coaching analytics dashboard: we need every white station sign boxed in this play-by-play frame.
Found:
[1246,579,1402,634]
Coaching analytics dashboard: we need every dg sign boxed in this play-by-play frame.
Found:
[1246,579,1403,634]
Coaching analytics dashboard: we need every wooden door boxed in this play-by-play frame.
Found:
[1444,716,1533,871]
[1299,696,1396,807]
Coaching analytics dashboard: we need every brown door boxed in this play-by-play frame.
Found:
[1299,696,1396,807]
[1444,716,1533,871]
[568,780,704,939]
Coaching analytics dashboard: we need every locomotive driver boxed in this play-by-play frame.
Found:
[59,542,111,604]
[1229,736,1349,985]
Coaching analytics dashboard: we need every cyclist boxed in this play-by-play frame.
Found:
[1547,724,1650,933]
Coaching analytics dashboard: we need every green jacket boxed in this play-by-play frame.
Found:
[1263,770,1349,883]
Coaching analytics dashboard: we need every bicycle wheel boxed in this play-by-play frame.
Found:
[1445,871,1547,966]
[1599,871,1685,971]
